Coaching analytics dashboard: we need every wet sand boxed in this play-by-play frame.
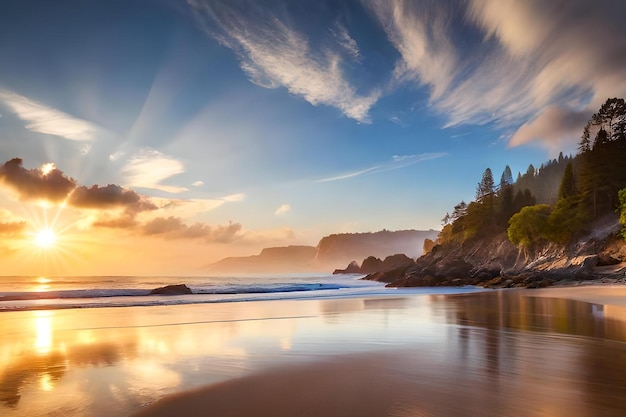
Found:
[3,287,626,417]
[132,286,626,417]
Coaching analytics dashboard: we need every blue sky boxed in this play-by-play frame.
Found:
[0,0,625,274]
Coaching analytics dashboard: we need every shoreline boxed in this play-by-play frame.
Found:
[130,285,626,417]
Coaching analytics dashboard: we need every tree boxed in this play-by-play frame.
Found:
[591,97,626,141]
[500,165,513,188]
[558,162,576,200]
[579,124,591,154]
[618,188,626,240]
[476,168,495,200]
[507,205,551,249]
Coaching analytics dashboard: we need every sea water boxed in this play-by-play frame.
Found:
[0,274,483,311]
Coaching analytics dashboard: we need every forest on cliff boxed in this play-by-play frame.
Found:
[438,98,626,252]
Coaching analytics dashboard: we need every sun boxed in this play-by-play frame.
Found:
[35,228,57,249]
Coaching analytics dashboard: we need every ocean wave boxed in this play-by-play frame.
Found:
[0,283,349,302]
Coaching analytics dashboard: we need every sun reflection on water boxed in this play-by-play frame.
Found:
[34,311,53,355]
[34,276,51,292]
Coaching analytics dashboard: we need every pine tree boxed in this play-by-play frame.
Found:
[558,162,576,200]
[476,168,495,200]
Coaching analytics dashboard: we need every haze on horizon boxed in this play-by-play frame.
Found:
[1,0,625,276]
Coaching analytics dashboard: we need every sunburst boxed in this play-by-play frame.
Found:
[34,228,57,249]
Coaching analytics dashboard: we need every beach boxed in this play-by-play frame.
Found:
[2,286,626,416]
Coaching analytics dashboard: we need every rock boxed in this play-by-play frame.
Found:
[360,256,383,274]
[333,261,361,274]
[150,284,192,295]
[380,254,414,271]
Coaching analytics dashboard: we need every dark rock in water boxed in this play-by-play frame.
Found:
[150,284,192,295]
[360,256,383,274]
[333,261,361,274]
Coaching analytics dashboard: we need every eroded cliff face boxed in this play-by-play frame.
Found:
[367,215,626,288]
[315,230,439,267]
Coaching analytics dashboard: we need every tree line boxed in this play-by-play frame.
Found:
[438,98,626,250]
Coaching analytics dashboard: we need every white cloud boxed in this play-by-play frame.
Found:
[367,0,626,150]
[221,193,246,202]
[274,204,291,216]
[79,144,92,156]
[317,152,446,183]
[109,151,125,161]
[149,193,245,219]
[188,0,379,123]
[316,165,382,183]
[192,180,204,187]
[0,90,101,141]
[122,149,187,193]
[330,22,361,61]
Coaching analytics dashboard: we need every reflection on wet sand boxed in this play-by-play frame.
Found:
[1,291,626,416]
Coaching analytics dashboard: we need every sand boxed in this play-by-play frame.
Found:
[129,285,626,417]
[3,286,626,416]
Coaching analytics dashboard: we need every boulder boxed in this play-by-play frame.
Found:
[150,284,193,295]
[333,261,361,274]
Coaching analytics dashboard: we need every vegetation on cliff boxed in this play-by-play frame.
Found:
[440,97,626,252]
[367,98,626,288]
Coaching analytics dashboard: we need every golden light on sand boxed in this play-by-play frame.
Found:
[35,228,57,249]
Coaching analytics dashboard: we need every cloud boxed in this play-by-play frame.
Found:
[317,152,447,182]
[0,220,25,235]
[316,165,382,183]
[274,204,291,216]
[69,184,158,213]
[0,90,101,141]
[192,180,204,187]
[509,106,592,150]
[188,0,379,122]
[367,0,626,149]
[0,158,76,202]
[330,22,361,62]
[366,0,457,101]
[122,149,187,193]
[142,217,242,243]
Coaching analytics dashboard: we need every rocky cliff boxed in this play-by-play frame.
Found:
[210,229,439,273]
[366,215,626,288]
[316,229,439,267]
[209,245,318,273]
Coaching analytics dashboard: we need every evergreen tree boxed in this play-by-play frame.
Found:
[558,162,576,200]
[500,165,513,188]
[476,168,495,200]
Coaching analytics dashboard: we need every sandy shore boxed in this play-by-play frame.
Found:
[522,283,626,307]
[130,285,626,417]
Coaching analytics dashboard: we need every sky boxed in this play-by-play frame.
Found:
[1,0,625,275]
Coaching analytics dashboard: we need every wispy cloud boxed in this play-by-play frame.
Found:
[316,152,446,183]
[151,194,244,219]
[122,149,187,193]
[0,90,101,141]
[274,204,291,216]
[366,0,626,149]
[330,22,361,62]
[188,0,379,123]
[316,165,382,183]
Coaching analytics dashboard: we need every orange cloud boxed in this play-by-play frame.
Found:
[0,158,76,202]
[69,184,157,212]
[142,217,242,243]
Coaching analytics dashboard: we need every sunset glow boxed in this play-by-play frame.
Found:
[35,229,56,249]
[0,0,624,277]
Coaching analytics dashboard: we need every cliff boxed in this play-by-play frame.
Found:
[316,229,439,267]
[210,229,439,273]
[366,215,626,288]
[209,246,319,273]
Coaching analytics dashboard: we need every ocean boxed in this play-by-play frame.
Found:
[0,274,483,312]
